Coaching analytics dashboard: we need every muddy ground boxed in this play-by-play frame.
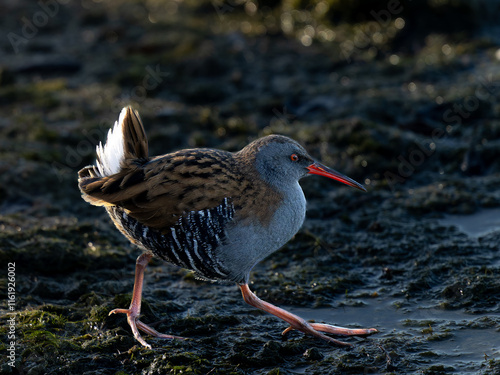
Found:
[1,1,499,374]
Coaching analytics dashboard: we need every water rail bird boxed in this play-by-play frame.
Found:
[78,106,378,349]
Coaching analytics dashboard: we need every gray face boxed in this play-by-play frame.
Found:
[255,139,314,189]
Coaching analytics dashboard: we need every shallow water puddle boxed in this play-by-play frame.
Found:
[288,298,499,372]
[437,207,500,237]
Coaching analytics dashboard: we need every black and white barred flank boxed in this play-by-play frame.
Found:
[108,198,235,281]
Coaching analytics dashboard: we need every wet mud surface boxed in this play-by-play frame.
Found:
[1,1,499,374]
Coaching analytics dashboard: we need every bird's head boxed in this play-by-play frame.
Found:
[244,135,366,192]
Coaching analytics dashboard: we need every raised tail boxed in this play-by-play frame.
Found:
[78,106,149,206]
[95,106,148,177]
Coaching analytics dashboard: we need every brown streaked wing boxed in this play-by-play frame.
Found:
[80,149,247,233]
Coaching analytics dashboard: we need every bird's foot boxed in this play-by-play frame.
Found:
[109,308,185,349]
[282,323,378,346]
[239,284,378,347]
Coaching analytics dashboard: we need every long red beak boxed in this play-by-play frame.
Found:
[307,162,366,192]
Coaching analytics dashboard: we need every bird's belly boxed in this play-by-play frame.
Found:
[218,185,306,283]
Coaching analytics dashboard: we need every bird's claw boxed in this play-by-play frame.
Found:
[109,308,186,349]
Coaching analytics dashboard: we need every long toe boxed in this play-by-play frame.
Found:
[134,331,153,350]
[135,319,187,340]
[309,323,378,337]
[109,308,131,315]
[281,325,353,346]
[112,308,153,349]
[108,307,184,349]
[282,323,378,346]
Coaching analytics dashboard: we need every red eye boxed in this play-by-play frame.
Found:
[290,154,299,162]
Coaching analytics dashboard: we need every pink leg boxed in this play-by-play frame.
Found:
[239,284,378,346]
[109,253,184,349]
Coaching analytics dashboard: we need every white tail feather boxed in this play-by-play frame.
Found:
[95,107,127,177]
